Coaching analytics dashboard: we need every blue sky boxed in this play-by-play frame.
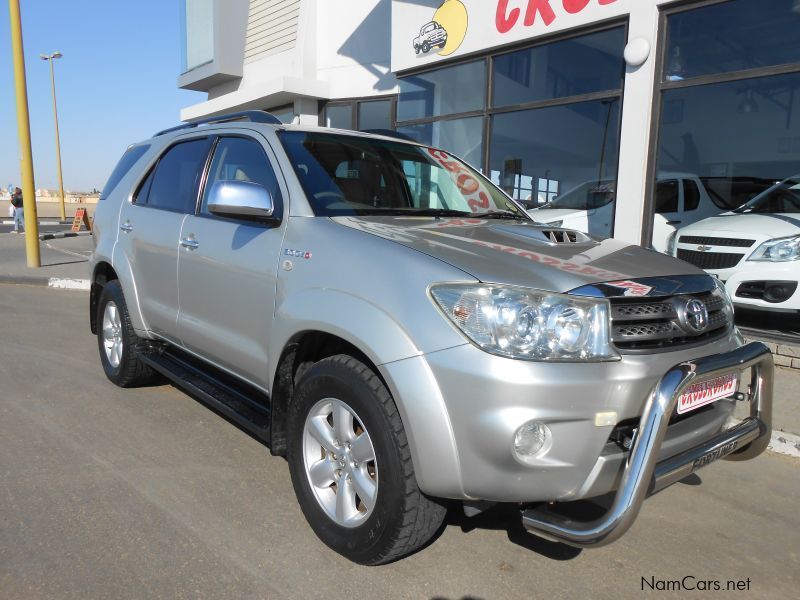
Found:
[1,0,204,192]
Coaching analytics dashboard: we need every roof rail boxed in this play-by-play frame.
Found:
[154,110,282,137]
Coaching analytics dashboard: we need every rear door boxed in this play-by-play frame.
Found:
[116,136,212,342]
[176,134,287,389]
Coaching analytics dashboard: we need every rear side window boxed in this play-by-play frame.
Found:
[139,138,211,213]
[100,145,150,200]
[683,179,700,211]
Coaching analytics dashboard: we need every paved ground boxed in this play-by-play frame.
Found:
[0,284,797,599]
[0,233,91,284]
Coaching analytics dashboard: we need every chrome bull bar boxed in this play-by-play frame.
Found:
[521,342,773,548]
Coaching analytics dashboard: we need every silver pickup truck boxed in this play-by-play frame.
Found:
[89,111,773,565]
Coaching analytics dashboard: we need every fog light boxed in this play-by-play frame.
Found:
[513,421,550,462]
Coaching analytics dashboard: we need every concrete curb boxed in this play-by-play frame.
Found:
[769,430,800,459]
[0,275,90,290]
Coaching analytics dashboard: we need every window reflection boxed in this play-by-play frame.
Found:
[665,0,800,81]
[397,61,485,121]
[492,99,621,238]
[493,27,625,107]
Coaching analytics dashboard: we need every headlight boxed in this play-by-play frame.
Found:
[713,277,735,317]
[748,235,800,262]
[430,284,619,361]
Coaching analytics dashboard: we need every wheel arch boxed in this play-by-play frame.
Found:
[90,262,119,334]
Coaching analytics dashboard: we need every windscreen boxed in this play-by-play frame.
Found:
[735,176,800,214]
[279,131,525,218]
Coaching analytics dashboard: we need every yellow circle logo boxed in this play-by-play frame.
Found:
[434,0,468,56]
[413,0,468,58]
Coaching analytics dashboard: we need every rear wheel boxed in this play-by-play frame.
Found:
[287,355,446,565]
[422,41,431,53]
[96,280,155,387]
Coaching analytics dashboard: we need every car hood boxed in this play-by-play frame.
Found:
[332,216,702,293]
[679,212,800,237]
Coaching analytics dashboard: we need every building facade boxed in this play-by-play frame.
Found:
[178,0,800,250]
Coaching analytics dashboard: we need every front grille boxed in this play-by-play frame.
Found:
[610,291,730,352]
[678,235,755,248]
[677,249,744,270]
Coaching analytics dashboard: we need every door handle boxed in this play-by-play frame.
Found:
[119,222,133,233]
[179,237,199,250]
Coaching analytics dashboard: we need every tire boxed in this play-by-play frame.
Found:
[287,355,446,565]
[414,44,420,55]
[96,280,155,387]
[422,41,430,54]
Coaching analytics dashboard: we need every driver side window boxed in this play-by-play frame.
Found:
[200,137,282,217]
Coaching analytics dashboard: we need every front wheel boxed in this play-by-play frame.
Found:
[421,41,431,53]
[287,355,446,565]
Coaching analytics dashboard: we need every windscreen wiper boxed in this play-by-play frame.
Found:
[471,210,531,220]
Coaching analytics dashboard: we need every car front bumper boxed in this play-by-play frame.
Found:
[521,341,772,547]
[380,328,771,507]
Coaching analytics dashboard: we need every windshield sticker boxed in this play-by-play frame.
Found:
[425,148,496,213]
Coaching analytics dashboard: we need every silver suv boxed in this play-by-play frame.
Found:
[90,111,773,565]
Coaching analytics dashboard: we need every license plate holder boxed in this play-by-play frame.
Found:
[677,372,739,415]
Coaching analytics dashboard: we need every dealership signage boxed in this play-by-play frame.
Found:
[391,0,632,72]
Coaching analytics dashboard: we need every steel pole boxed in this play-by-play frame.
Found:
[49,57,66,221]
[8,0,40,267]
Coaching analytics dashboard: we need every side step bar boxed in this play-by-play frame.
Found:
[137,346,271,443]
[521,342,773,548]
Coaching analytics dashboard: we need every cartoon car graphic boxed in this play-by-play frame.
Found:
[414,21,448,54]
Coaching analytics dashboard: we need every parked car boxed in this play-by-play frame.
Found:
[671,175,800,313]
[413,21,447,54]
[90,111,772,565]
[529,173,722,252]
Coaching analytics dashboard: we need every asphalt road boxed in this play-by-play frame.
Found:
[0,285,798,600]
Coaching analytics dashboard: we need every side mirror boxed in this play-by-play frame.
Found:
[207,180,275,221]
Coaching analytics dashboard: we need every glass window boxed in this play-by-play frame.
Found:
[101,145,150,200]
[279,131,523,218]
[652,71,800,250]
[655,180,679,213]
[493,27,625,107]
[735,176,800,214]
[397,116,484,171]
[664,0,800,81]
[326,104,353,129]
[358,99,393,131]
[180,0,214,73]
[145,139,211,213]
[397,61,485,121]
[490,99,621,228]
[683,179,700,211]
[201,137,281,216]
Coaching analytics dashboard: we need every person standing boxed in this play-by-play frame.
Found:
[10,187,24,234]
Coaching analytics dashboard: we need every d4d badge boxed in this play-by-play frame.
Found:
[284,248,313,259]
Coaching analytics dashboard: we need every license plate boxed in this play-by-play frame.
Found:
[677,373,738,415]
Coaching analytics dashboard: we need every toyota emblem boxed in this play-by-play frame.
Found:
[684,299,709,333]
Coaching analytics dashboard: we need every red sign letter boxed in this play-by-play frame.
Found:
[524,0,556,27]
[598,0,619,5]
[562,0,590,14]
[496,0,520,34]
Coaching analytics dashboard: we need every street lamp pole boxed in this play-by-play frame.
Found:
[8,0,41,267]
[41,51,66,222]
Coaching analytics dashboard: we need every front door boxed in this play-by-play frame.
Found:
[177,135,287,390]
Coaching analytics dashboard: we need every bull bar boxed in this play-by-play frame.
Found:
[521,342,773,548]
